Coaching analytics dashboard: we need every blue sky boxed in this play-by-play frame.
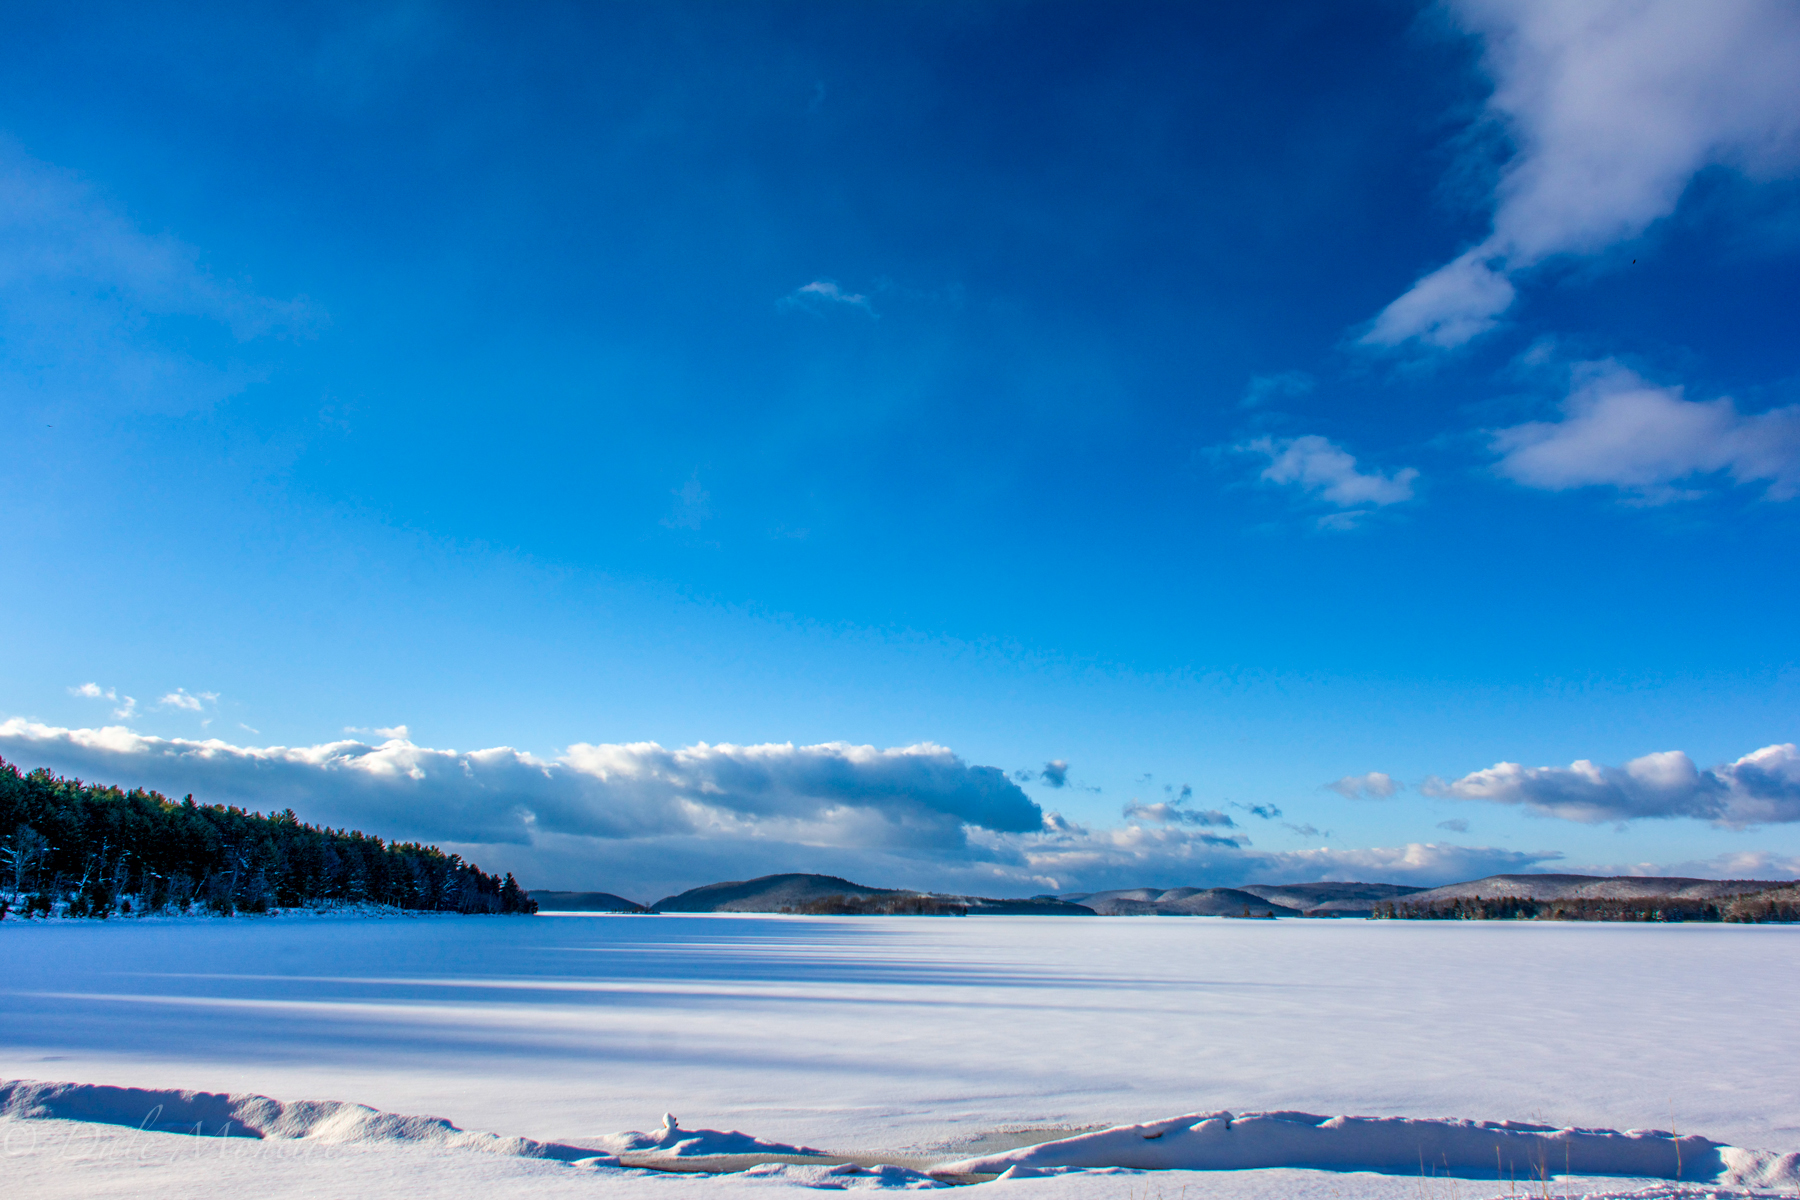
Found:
[2,0,1798,901]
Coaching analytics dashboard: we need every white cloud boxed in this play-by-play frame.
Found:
[0,139,315,414]
[157,688,218,713]
[1425,742,1800,828]
[1314,510,1372,533]
[778,280,876,317]
[0,718,1577,897]
[1244,435,1419,509]
[1327,772,1400,800]
[1492,361,1800,501]
[345,725,410,741]
[18,722,1784,896]
[1122,800,1238,830]
[1364,0,1800,348]
[69,682,135,718]
[1563,848,1800,880]
[985,818,1562,894]
[0,720,1044,850]
[1364,248,1517,349]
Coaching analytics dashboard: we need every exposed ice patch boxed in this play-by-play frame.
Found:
[941,1110,1800,1188]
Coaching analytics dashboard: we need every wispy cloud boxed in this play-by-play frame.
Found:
[0,139,317,415]
[1425,742,1800,828]
[68,682,135,719]
[990,817,1563,894]
[1327,771,1400,800]
[157,688,218,713]
[778,279,877,318]
[1123,799,1237,829]
[1491,361,1800,502]
[1239,370,1314,409]
[1436,818,1470,833]
[661,474,712,530]
[345,724,410,741]
[1363,1,1800,349]
[1561,848,1800,881]
[1243,435,1419,523]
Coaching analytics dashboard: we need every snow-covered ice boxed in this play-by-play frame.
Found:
[3,912,1797,1196]
[943,1110,1800,1187]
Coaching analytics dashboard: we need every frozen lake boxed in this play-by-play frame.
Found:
[4,913,1798,1195]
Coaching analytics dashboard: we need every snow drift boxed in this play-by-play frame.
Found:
[940,1110,1800,1188]
[0,1080,817,1165]
[0,1078,605,1160]
[590,1113,824,1159]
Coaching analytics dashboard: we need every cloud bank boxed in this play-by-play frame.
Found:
[993,819,1559,895]
[1365,0,1800,348]
[0,719,1041,850]
[1426,743,1800,828]
[0,719,1573,897]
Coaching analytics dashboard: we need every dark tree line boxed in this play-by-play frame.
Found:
[1373,889,1800,923]
[782,893,969,915]
[0,756,536,919]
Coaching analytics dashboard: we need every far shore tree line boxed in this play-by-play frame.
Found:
[1372,890,1800,923]
[0,757,537,919]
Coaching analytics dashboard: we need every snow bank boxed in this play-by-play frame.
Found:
[592,1113,823,1159]
[0,1079,836,1169]
[941,1110,1800,1188]
[0,1077,605,1159]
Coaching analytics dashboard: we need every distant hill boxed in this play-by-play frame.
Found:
[1056,876,1800,919]
[1061,887,1288,916]
[650,873,1094,915]
[617,871,1800,922]
[652,873,900,912]
[529,890,650,913]
[1057,883,1424,917]
[1239,882,1426,915]
[1384,875,1799,922]
[1401,873,1785,904]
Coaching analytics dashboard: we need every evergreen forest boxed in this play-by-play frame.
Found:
[1372,890,1800,923]
[0,756,537,918]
